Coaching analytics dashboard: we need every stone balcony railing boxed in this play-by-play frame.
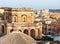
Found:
[7,23,40,27]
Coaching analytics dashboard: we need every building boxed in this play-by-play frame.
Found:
[50,12,60,20]
[56,24,60,35]
[0,7,42,38]
[0,31,36,44]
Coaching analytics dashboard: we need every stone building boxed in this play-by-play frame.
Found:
[50,12,60,20]
[0,7,42,38]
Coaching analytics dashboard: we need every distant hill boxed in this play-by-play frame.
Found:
[49,9,60,13]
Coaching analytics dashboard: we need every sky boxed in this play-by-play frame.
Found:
[0,0,60,10]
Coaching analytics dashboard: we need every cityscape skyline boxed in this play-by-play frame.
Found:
[0,0,60,10]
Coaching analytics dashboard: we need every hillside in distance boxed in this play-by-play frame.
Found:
[49,9,60,13]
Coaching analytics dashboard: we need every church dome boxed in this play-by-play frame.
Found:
[0,31,36,44]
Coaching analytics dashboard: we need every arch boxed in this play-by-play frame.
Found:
[30,29,35,38]
[21,15,27,22]
[10,29,14,32]
[2,25,4,33]
[48,32,51,35]
[24,29,28,35]
[18,29,22,32]
[13,15,17,22]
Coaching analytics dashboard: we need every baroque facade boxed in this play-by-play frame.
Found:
[0,7,42,38]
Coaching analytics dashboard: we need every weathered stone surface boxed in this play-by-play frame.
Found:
[0,31,36,44]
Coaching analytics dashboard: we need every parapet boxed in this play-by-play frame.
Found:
[12,8,34,12]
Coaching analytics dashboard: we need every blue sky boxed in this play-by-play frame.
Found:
[0,0,60,10]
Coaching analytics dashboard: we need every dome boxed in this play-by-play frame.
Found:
[0,31,36,44]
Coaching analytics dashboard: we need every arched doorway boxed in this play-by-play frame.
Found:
[24,29,28,35]
[48,32,51,35]
[10,29,14,32]
[2,25,4,33]
[18,29,22,32]
[30,29,35,38]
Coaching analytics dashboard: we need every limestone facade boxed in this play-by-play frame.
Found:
[0,7,42,38]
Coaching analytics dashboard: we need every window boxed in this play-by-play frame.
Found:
[48,32,51,35]
[8,16,11,23]
[2,25,4,33]
[14,16,17,22]
[18,29,22,32]
[22,15,27,22]
[6,16,8,20]
[10,29,14,32]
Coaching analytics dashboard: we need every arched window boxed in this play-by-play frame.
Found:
[48,32,51,35]
[21,15,27,22]
[18,29,22,32]
[13,15,17,22]
[10,29,14,32]
[24,29,28,35]
[30,29,35,38]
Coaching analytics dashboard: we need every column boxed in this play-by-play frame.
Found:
[35,29,38,38]
[38,29,42,38]
[29,29,30,36]
[38,23,42,38]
